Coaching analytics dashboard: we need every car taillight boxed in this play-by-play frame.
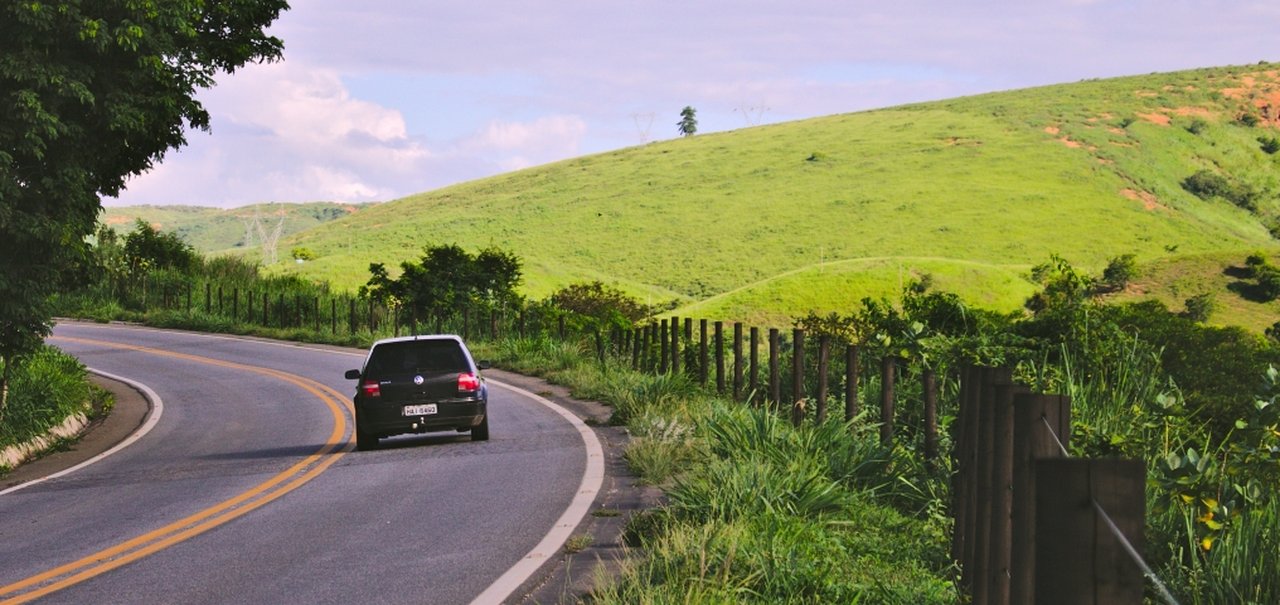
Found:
[457,372,481,392]
[361,381,381,397]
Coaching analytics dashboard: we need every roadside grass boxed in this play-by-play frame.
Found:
[476,336,958,603]
[0,346,104,450]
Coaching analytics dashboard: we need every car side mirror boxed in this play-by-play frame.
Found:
[477,360,492,370]
[344,369,361,380]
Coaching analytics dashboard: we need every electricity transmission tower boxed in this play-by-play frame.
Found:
[735,104,770,127]
[242,207,287,265]
[631,112,655,144]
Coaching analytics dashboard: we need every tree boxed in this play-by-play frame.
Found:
[1100,253,1138,292]
[361,244,524,323]
[0,1,287,417]
[123,219,199,273]
[677,106,698,137]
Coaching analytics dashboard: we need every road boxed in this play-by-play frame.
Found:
[0,323,601,604]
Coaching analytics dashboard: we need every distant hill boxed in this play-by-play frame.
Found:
[267,63,1279,331]
[100,202,377,255]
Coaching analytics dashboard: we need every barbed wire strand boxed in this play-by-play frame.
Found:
[1040,415,1181,605]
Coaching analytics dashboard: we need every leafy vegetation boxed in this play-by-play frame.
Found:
[0,346,108,451]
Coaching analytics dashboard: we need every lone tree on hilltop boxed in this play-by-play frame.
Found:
[677,106,698,137]
[0,0,287,417]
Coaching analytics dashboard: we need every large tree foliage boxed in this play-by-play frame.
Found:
[362,244,524,323]
[0,0,288,416]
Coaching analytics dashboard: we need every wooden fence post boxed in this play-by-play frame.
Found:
[715,321,725,394]
[923,368,938,465]
[791,328,805,426]
[659,319,670,374]
[232,288,239,321]
[699,319,709,386]
[845,344,860,422]
[815,335,830,423]
[988,382,1030,605]
[749,327,759,403]
[879,356,896,447]
[733,322,744,401]
[970,367,1014,604]
[768,328,780,409]
[1011,393,1072,605]
[247,292,254,325]
[205,282,211,314]
[1035,459,1146,605]
[670,316,681,375]
[952,365,979,575]
[349,298,356,333]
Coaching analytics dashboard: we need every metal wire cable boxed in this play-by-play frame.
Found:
[1038,414,1180,605]
[1092,499,1181,605]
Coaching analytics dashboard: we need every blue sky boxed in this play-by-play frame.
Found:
[108,0,1280,207]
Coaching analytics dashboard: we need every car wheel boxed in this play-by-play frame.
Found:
[355,425,379,451]
[471,415,490,441]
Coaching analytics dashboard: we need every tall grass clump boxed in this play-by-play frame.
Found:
[1,346,97,449]
[600,401,956,603]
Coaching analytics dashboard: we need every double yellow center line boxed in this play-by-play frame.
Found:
[0,337,353,604]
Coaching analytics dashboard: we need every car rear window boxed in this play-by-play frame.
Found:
[365,340,468,376]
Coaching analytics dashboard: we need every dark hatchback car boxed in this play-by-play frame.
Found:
[344,335,490,450]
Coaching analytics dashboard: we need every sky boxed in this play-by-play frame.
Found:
[107,0,1280,208]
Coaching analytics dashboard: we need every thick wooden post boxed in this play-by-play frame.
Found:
[988,382,1030,605]
[262,291,269,325]
[1011,393,1072,605]
[791,328,805,426]
[204,282,211,314]
[232,288,239,320]
[1035,459,1145,605]
[732,323,744,401]
[815,335,830,423]
[970,367,1014,604]
[768,328,780,408]
[247,292,254,325]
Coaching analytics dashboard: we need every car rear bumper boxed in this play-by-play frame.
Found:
[355,399,486,437]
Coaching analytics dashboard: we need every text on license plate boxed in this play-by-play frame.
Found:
[403,404,438,416]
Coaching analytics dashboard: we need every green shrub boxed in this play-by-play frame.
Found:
[1183,293,1215,322]
[1186,118,1209,135]
[1259,136,1280,155]
[1101,253,1138,292]
[1,346,93,448]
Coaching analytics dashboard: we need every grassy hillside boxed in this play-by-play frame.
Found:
[100,202,375,255]
[271,63,1280,330]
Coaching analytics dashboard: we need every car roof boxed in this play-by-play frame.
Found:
[369,334,466,347]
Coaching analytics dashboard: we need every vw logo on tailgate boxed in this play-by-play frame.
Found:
[413,375,424,385]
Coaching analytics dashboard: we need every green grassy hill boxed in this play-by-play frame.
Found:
[270,63,1280,331]
[100,202,375,255]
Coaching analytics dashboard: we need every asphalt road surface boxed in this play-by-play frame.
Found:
[0,323,600,604]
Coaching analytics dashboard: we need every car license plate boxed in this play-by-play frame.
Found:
[403,404,438,416]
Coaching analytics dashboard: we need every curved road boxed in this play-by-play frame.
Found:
[0,323,599,604]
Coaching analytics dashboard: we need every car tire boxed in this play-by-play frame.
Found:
[471,415,490,441]
[355,425,379,451]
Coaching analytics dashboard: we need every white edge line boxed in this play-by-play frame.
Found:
[470,380,606,605]
[0,368,163,497]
